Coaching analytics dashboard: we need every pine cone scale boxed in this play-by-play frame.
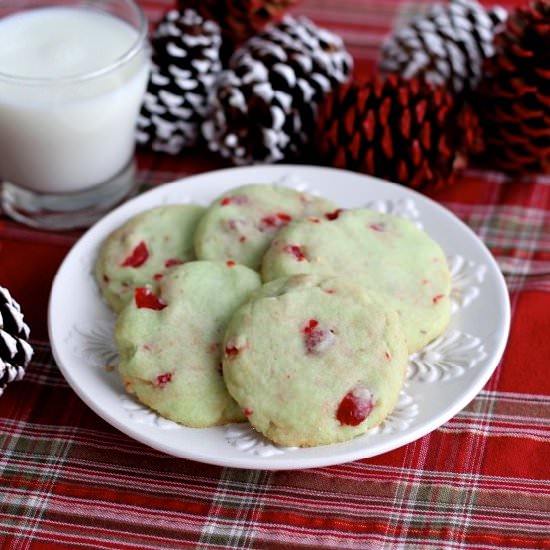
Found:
[400,110,412,139]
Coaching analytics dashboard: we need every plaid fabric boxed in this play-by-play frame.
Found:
[1,1,549,548]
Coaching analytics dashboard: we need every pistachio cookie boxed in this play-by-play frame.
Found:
[222,275,408,447]
[194,184,337,270]
[261,208,451,352]
[95,204,205,312]
[115,261,261,427]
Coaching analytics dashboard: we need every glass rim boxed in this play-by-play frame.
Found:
[0,0,149,85]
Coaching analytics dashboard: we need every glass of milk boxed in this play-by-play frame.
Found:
[0,0,150,229]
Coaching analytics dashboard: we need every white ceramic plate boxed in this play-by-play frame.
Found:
[48,165,510,470]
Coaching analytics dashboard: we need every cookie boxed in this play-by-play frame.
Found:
[95,204,205,312]
[261,208,451,352]
[222,274,408,447]
[193,184,337,270]
[115,261,261,427]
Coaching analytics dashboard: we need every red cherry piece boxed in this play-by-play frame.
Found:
[303,319,318,334]
[283,244,306,261]
[155,372,172,387]
[153,273,163,281]
[239,236,246,242]
[260,212,292,230]
[336,389,374,426]
[369,223,385,232]
[243,408,253,417]
[325,208,343,221]
[121,241,149,268]
[277,212,292,222]
[165,258,183,268]
[224,345,240,358]
[302,319,336,354]
[134,287,167,310]
[226,260,236,267]
[221,195,249,206]
[432,294,445,304]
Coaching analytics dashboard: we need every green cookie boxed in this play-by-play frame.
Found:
[95,204,205,312]
[194,183,337,270]
[222,274,408,447]
[115,261,261,428]
[261,208,451,352]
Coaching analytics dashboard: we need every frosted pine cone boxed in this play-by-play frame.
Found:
[136,9,222,154]
[380,0,507,97]
[0,286,33,396]
[202,15,353,165]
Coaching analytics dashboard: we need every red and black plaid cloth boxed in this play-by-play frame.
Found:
[1,1,549,548]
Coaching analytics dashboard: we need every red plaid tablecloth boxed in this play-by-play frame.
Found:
[1,1,549,548]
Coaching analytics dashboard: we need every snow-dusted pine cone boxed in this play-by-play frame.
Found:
[0,287,33,396]
[136,9,222,154]
[380,0,507,97]
[180,0,300,45]
[202,15,353,165]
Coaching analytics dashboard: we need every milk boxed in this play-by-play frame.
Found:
[0,7,149,193]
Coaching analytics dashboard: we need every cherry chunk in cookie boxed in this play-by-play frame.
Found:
[222,274,408,447]
[193,184,337,270]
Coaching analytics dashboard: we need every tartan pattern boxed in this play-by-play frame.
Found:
[1,1,549,548]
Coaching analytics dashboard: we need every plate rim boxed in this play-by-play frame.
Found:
[48,164,511,470]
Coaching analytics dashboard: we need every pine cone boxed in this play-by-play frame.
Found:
[202,15,353,165]
[474,1,550,173]
[180,0,300,45]
[136,9,222,154]
[0,287,33,396]
[380,0,507,97]
[316,74,482,191]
